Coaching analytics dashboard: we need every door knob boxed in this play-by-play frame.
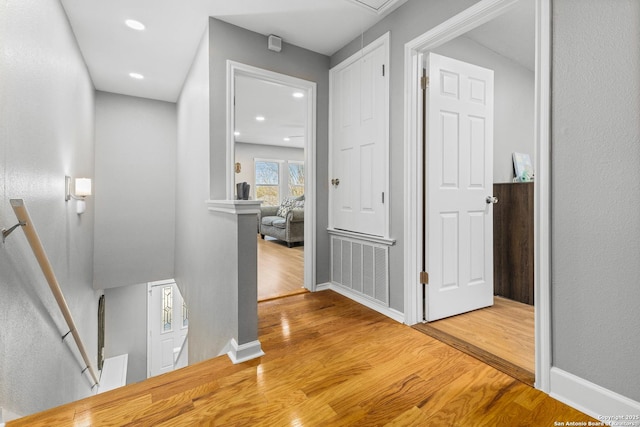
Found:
[486,196,498,204]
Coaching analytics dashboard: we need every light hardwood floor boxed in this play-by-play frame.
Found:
[13,291,594,426]
[414,296,535,385]
[257,235,307,301]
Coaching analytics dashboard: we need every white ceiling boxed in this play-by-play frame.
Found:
[234,75,307,149]
[59,0,534,149]
[59,0,408,103]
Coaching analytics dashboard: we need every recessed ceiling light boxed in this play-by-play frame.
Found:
[234,131,240,136]
[125,19,145,31]
[255,116,265,122]
[129,72,144,80]
[283,137,291,142]
[292,92,304,98]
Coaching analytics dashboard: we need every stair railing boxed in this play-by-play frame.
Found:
[3,199,99,387]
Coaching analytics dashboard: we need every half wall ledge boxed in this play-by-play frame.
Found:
[206,199,262,215]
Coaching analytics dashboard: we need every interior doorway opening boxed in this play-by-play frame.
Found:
[227,61,317,301]
[404,0,550,391]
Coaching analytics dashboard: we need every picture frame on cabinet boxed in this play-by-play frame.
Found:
[513,152,534,182]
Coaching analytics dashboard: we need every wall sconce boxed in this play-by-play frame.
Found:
[65,176,92,215]
[235,162,242,174]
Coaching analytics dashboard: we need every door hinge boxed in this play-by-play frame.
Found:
[382,192,385,203]
[420,75,429,90]
[420,271,429,284]
[382,64,385,77]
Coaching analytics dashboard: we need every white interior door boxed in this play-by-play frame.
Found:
[426,53,495,321]
[330,34,388,236]
[148,280,188,377]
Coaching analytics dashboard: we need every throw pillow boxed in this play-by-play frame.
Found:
[277,197,304,217]
[277,197,295,217]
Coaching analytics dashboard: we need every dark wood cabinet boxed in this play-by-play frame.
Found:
[493,182,534,305]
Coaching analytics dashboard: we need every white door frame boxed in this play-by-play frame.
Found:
[226,61,317,291]
[403,0,551,392]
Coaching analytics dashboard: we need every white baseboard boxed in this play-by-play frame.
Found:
[550,367,640,423]
[315,282,332,291]
[227,338,265,364]
[318,283,405,323]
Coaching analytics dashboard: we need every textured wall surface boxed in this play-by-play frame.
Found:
[94,91,177,289]
[175,28,238,363]
[0,0,99,416]
[552,0,640,402]
[330,0,480,311]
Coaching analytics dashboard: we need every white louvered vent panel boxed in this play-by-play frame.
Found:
[341,240,352,288]
[374,247,388,304]
[363,245,375,298]
[352,243,363,293]
[331,235,389,307]
[332,238,342,284]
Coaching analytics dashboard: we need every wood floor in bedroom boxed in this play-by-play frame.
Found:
[413,296,535,386]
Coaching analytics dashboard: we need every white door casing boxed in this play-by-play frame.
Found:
[404,0,551,394]
[226,61,317,292]
[426,53,495,321]
[330,32,389,237]
[148,280,188,377]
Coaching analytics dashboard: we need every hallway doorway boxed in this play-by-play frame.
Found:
[404,0,550,390]
[227,61,317,297]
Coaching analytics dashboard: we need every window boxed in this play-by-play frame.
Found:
[255,159,305,206]
[162,286,172,332]
[289,162,304,198]
[255,160,280,206]
[182,300,188,328]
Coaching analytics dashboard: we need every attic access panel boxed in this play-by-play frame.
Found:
[347,0,405,15]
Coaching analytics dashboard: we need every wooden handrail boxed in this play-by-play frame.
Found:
[9,199,100,387]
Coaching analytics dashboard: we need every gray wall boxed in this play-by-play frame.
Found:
[209,18,331,284]
[0,0,99,416]
[234,142,304,198]
[176,28,237,362]
[94,92,177,289]
[552,0,640,402]
[104,283,148,384]
[433,36,534,183]
[176,19,330,362]
[330,0,481,311]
